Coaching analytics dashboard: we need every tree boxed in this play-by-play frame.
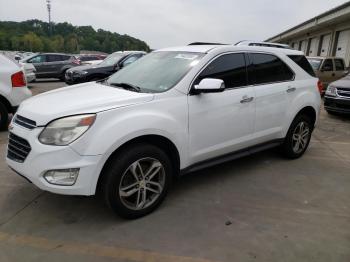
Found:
[0,20,150,52]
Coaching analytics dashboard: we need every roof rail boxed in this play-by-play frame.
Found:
[188,42,228,46]
[235,41,292,49]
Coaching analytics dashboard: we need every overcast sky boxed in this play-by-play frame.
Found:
[0,0,348,49]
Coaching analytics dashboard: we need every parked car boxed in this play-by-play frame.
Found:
[78,54,106,65]
[6,44,321,218]
[307,56,348,93]
[324,74,350,115]
[21,63,36,83]
[65,51,145,85]
[21,53,81,81]
[0,54,32,130]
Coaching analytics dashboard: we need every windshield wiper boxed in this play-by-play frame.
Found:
[109,82,141,92]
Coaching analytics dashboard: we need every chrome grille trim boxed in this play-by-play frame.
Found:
[13,115,37,130]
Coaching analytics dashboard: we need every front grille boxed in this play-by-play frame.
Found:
[13,115,37,130]
[7,133,31,163]
[337,88,350,98]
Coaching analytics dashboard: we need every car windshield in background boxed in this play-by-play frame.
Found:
[107,51,204,93]
[99,53,124,66]
[307,58,322,70]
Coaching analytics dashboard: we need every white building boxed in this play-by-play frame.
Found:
[267,2,350,66]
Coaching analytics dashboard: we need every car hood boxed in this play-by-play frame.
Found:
[331,76,350,89]
[17,82,154,126]
[69,64,110,72]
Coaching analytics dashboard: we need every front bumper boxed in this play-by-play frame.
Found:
[6,124,102,196]
[324,96,350,114]
[65,71,86,85]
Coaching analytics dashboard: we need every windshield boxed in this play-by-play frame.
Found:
[99,53,124,66]
[307,58,322,70]
[107,51,204,93]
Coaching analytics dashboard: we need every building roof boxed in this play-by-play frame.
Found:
[267,1,350,42]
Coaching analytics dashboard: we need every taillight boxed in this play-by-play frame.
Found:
[317,80,324,94]
[11,71,26,88]
[72,59,81,65]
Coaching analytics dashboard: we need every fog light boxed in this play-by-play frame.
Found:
[43,169,79,186]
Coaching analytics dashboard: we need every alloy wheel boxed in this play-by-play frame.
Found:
[118,158,165,210]
[292,121,310,154]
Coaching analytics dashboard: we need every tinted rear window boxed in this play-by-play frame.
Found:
[248,53,294,85]
[288,55,316,77]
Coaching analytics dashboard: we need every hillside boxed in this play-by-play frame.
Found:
[0,19,150,53]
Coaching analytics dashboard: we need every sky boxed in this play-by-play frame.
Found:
[0,0,348,49]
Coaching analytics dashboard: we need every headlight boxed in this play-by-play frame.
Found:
[325,85,337,97]
[78,71,89,75]
[39,114,96,146]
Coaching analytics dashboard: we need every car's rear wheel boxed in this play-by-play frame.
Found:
[101,144,173,219]
[0,102,9,131]
[281,114,313,159]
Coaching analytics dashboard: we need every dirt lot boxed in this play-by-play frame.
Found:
[0,80,349,262]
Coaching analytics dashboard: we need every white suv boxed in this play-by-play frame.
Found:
[0,54,32,130]
[6,45,321,218]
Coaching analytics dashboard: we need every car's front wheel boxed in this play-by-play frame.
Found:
[281,114,313,159]
[101,144,173,219]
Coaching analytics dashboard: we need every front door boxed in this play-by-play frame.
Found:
[319,58,335,86]
[188,53,255,164]
[27,54,47,77]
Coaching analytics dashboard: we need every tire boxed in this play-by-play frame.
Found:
[101,144,173,219]
[0,102,9,131]
[281,114,313,159]
[59,70,68,81]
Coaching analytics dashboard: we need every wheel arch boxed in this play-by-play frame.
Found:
[294,106,317,128]
[0,94,13,113]
[95,134,181,194]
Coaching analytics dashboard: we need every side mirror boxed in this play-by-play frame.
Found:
[193,78,225,94]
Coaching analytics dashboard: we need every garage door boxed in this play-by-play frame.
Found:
[308,38,319,56]
[335,30,350,58]
[320,34,331,57]
[300,40,308,54]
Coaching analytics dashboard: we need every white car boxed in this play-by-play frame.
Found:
[6,44,321,218]
[21,63,36,83]
[0,54,32,130]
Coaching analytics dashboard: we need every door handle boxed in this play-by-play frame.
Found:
[287,87,296,93]
[240,95,254,103]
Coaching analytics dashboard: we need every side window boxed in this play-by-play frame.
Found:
[334,59,345,71]
[322,59,334,71]
[28,55,46,63]
[122,55,140,67]
[288,55,316,77]
[248,53,294,85]
[47,55,63,62]
[194,53,247,88]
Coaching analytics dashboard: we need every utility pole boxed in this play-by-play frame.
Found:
[46,0,52,35]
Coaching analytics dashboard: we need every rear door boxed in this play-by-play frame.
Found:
[248,53,295,143]
[188,53,255,163]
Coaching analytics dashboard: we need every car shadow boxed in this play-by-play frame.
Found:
[2,149,283,229]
